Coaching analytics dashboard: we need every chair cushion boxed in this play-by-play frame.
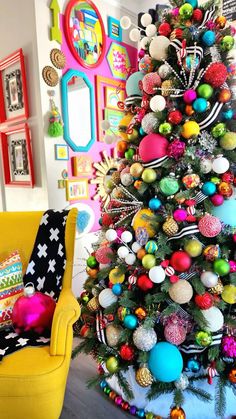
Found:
[0,252,24,329]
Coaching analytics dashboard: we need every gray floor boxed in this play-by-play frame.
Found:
[60,352,130,419]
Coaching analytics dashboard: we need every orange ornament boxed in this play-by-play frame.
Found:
[170,406,186,419]
[218,88,231,103]
[215,16,227,29]
[135,307,147,320]
[86,268,98,278]
[137,248,146,260]
[218,182,233,197]
[185,105,194,116]
[134,180,143,190]
[117,140,128,153]
[228,368,236,384]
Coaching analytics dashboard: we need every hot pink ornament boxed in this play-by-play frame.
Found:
[233,233,236,243]
[173,208,188,222]
[229,260,236,273]
[210,194,224,206]
[183,89,197,104]
[95,247,114,264]
[12,286,56,335]
[138,49,146,59]
[142,72,162,95]
[221,335,236,358]
[139,133,169,163]
[198,214,222,238]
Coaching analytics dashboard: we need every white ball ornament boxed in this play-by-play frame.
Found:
[131,242,142,253]
[141,13,152,27]
[200,159,212,174]
[140,36,151,50]
[105,229,117,242]
[120,16,131,30]
[117,246,129,259]
[158,64,171,79]
[125,253,136,265]
[212,155,230,174]
[133,326,157,351]
[150,95,166,112]
[101,120,111,130]
[129,28,141,42]
[201,307,224,332]
[149,36,170,60]
[149,266,166,283]
[121,173,133,186]
[99,288,118,308]
[121,231,133,243]
[145,24,157,37]
[200,271,218,288]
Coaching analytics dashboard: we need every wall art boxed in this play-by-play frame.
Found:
[108,16,122,42]
[71,155,93,176]
[50,0,62,43]
[104,108,124,136]
[55,144,69,160]
[106,42,130,80]
[66,178,89,200]
[105,85,125,110]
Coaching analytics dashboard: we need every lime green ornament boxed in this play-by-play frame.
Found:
[220,132,236,151]
[159,175,179,196]
[125,148,135,159]
[142,254,156,269]
[222,284,236,304]
[179,3,193,19]
[195,330,212,347]
[142,168,157,183]
[106,356,119,373]
[197,84,213,100]
[213,259,230,276]
[87,255,99,268]
[211,123,226,138]
[159,122,172,135]
[221,35,234,52]
[211,177,221,184]
[184,239,202,257]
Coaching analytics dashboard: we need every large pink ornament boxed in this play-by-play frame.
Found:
[198,214,222,238]
[221,335,236,358]
[142,72,161,94]
[139,133,169,163]
[12,286,56,335]
[95,247,113,264]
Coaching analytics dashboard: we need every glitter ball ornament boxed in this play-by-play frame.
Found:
[141,113,159,134]
[210,278,224,295]
[159,176,180,196]
[162,217,179,237]
[195,330,212,346]
[161,80,173,97]
[193,8,203,22]
[174,373,189,390]
[182,173,200,189]
[139,55,154,74]
[202,30,216,47]
[135,366,153,387]
[159,22,171,37]
[119,344,135,361]
[106,324,123,347]
[221,335,236,358]
[221,35,235,52]
[95,247,113,264]
[158,64,171,79]
[169,279,193,304]
[170,251,192,272]
[198,214,222,237]
[203,245,220,262]
[179,3,193,19]
[204,62,228,88]
[170,406,186,419]
[133,326,157,351]
[167,139,186,160]
[164,320,187,345]
[200,271,218,287]
[142,72,161,95]
[167,110,183,125]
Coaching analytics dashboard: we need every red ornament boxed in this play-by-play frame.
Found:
[137,274,154,292]
[80,324,90,337]
[101,213,113,227]
[204,63,228,88]
[95,246,114,264]
[186,215,197,222]
[171,28,183,40]
[167,110,183,125]
[198,214,222,237]
[119,344,135,361]
[221,172,234,183]
[170,251,192,272]
[159,22,172,37]
[218,88,231,103]
[170,275,179,283]
[192,8,203,22]
[195,293,213,309]
[164,321,186,345]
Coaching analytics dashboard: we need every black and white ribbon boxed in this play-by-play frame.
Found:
[194,191,208,204]
[142,156,169,169]
[167,224,199,241]
[198,6,216,30]
[179,271,198,281]
[199,101,224,130]
[96,311,107,345]
[180,332,223,354]
[125,95,142,106]
[170,39,204,63]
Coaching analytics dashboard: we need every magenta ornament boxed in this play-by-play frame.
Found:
[229,260,236,273]
[12,286,56,335]
[138,49,145,59]
[210,194,224,206]
[183,89,197,104]
[221,335,236,358]
[167,138,186,160]
[173,208,188,222]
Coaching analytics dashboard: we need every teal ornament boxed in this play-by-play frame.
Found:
[202,30,215,47]
[145,240,158,254]
[197,84,213,100]
[213,259,230,276]
[193,98,207,113]
[123,314,138,330]
[185,55,200,72]
[211,199,236,227]
[139,127,145,136]
[112,283,123,296]
[137,409,145,418]
[149,197,162,211]
[185,0,198,7]
[202,181,217,196]
[186,358,200,372]
[159,122,172,135]
[148,342,183,382]
[179,3,193,19]
[222,109,234,121]
[159,176,179,196]
[126,71,144,97]
[211,123,226,138]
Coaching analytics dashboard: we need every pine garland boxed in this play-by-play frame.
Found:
[215,377,227,418]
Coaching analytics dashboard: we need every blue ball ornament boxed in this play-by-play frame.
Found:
[202,181,217,196]
[139,127,145,136]
[193,97,208,113]
[149,197,162,211]
[137,409,145,418]
[186,358,201,372]
[185,0,198,7]
[126,71,144,97]
[211,199,236,227]
[221,109,234,121]
[100,380,108,389]
[123,314,138,330]
[148,342,183,382]
[202,30,216,47]
[112,283,123,296]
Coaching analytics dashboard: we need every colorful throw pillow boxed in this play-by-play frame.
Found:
[0,251,24,329]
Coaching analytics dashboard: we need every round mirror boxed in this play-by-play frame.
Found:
[65,0,106,68]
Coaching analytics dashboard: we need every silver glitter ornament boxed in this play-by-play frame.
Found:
[133,326,157,351]
[174,373,189,390]
[141,112,159,134]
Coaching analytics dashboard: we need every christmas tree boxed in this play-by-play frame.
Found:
[73,1,236,417]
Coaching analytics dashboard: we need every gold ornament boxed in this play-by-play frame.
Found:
[170,406,186,419]
[111,171,121,185]
[209,278,224,295]
[135,366,153,387]
[87,296,100,312]
[111,187,126,200]
[106,324,123,347]
[162,217,179,237]
[161,80,173,97]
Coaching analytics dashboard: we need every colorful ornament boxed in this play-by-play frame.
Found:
[195,292,213,309]
[193,98,208,113]
[213,259,230,276]
[158,64,171,79]
[170,251,192,272]
[126,71,144,96]
[145,240,158,254]
[215,16,227,28]
[142,72,161,95]
[218,88,232,103]
[202,181,217,196]
[133,209,158,238]
[106,324,123,347]
[201,307,224,332]
[87,255,98,269]
[105,229,118,242]
[200,271,218,287]
[202,30,216,47]
[183,89,197,104]
[182,173,200,189]
[195,330,212,346]
[167,139,186,160]
[198,214,222,238]
[179,3,193,19]
[135,307,147,320]
[95,247,113,264]
[197,84,213,99]
[187,358,201,372]
[139,133,169,164]
[228,368,236,384]
[148,342,183,382]
[164,319,187,345]
[221,335,236,358]
[135,228,149,246]
[204,62,228,88]
[210,194,224,206]
[149,265,166,283]
[149,197,162,211]
[221,35,234,52]
[209,278,224,295]
[112,283,123,296]
[181,121,200,139]
[158,22,171,37]
[212,123,226,138]
[167,110,183,125]
[170,406,186,419]
[169,279,193,304]
[87,296,100,312]
[222,284,236,304]
[117,306,130,321]
[220,132,236,150]
[159,122,172,135]
[159,175,180,196]
[142,168,157,183]
[161,80,173,97]
[218,182,233,197]
[174,373,189,390]
[142,254,156,270]
[99,289,118,308]
[123,314,138,330]
[137,274,154,292]
[139,55,154,74]
[173,208,188,222]
[141,113,159,134]
[184,239,202,257]
[106,356,119,373]
[133,326,157,351]
[162,217,179,237]
[109,268,125,284]
[135,366,153,387]
[211,199,236,226]
[193,8,203,22]
[119,344,135,361]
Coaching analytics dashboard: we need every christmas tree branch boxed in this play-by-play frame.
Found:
[147,381,174,400]
[215,377,227,418]
[116,372,134,400]
[173,388,185,406]
[186,385,212,402]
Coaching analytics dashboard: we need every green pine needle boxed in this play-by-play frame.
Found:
[186,385,212,402]
[116,372,134,400]
[173,388,185,406]
[215,377,227,418]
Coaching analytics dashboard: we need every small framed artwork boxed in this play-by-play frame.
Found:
[108,17,122,42]
[55,144,69,160]
[106,42,130,80]
[0,123,34,187]
[0,49,29,125]
[104,108,124,136]
[71,155,93,177]
[105,85,125,110]
[66,179,89,201]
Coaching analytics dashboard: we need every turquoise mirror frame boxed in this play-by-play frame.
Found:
[61,69,96,152]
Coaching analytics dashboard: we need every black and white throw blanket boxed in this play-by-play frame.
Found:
[0,209,69,361]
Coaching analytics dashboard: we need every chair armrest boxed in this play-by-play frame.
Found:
[50,288,81,356]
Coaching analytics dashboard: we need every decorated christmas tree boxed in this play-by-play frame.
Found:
[73,1,236,417]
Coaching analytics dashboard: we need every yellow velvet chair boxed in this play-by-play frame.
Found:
[0,209,81,419]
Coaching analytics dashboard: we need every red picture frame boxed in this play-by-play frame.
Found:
[0,123,34,187]
[0,49,29,125]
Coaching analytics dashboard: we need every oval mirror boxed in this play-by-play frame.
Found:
[64,0,106,68]
[61,69,95,152]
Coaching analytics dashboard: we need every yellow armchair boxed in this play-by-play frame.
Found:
[0,209,80,419]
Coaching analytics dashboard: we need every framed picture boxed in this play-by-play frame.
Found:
[55,144,69,160]
[106,42,130,80]
[108,17,122,42]
[0,123,34,187]
[71,155,93,176]
[66,179,89,201]
[104,108,124,136]
[0,49,29,125]
[95,75,126,141]
[105,85,125,110]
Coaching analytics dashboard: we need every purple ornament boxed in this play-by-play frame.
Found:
[221,335,236,358]
[129,406,137,415]
[183,89,197,104]
[115,396,123,406]
[173,208,188,222]
[229,260,236,273]
[167,138,186,160]
[135,227,149,246]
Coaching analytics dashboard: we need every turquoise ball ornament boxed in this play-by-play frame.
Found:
[126,71,144,97]
[123,314,138,330]
[187,358,201,372]
[197,84,213,100]
[193,98,208,113]
[185,0,198,7]
[112,283,123,296]
[145,240,158,254]
[222,109,234,121]
[139,127,145,136]
[179,3,193,19]
[185,55,200,72]
[149,197,162,211]
[213,259,230,276]
[202,30,216,47]
[148,342,183,382]
[211,199,236,227]
[202,181,217,196]
[159,122,172,135]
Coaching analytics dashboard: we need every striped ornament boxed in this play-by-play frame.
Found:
[165,266,175,277]
[187,206,196,215]
[128,274,137,285]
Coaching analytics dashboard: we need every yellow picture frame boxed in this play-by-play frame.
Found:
[66,179,89,201]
